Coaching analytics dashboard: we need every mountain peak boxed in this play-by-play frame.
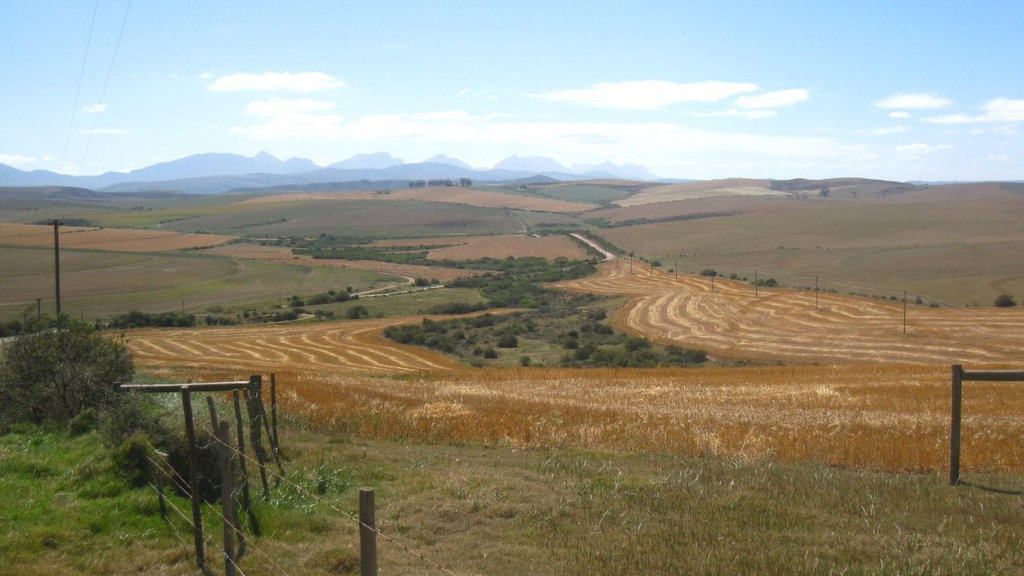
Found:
[329,152,404,170]
[425,154,473,169]
[493,155,568,173]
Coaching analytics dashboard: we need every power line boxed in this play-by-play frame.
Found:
[78,0,133,174]
[58,0,100,180]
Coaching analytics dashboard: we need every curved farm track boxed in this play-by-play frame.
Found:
[128,316,463,376]
[555,261,1024,365]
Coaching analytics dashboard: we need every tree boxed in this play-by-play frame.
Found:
[994,294,1017,308]
[0,314,134,426]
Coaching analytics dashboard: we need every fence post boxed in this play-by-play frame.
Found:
[245,382,271,499]
[233,390,261,536]
[180,387,207,573]
[360,488,378,576]
[217,420,237,576]
[949,364,963,485]
[271,372,280,456]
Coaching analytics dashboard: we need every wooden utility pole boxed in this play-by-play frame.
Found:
[52,220,62,315]
[903,291,908,335]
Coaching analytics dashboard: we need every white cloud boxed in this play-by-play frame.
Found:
[529,80,758,110]
[888,111,910,119]
[875,93,952,110]
[735,88,809,109]
[208,71,345,92]
[230,110,840,169]
[926,97,1024,124]
[230,98,343,139]
[83,103,107,113]
[0,153,35,167]
[198,71,215,80]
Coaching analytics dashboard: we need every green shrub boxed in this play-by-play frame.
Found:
[0,314,133,427]
[994,294,1017,307]
[112,431,152,488]
[346,305,370,319]
[68,408,99,436]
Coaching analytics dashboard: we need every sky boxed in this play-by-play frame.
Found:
[1,0,1023,181]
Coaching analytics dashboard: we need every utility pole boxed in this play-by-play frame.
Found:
[903,291,908,336]
[815,275,819,310]
[52,220,62,315]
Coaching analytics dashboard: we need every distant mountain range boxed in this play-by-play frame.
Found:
[0,152,662,195]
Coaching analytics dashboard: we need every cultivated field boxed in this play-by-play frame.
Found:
[240,187,597,213]
[206,242,477,284]
[0,223,234,251]
[126,263,1024,475]
[596,184,1024,305]
[555,260,1024,365]
[0,245,399,320]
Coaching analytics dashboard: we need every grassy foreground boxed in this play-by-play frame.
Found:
[2,426,1023,575]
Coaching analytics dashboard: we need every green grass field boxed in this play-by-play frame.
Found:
[3,426,1022,575]
[0,246,400,322]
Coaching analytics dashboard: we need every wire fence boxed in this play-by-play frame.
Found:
[138,388,458,575]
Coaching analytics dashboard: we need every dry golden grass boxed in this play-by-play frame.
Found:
[0,223,234,251]
[128,322,1024,475]
[614,178,783,206]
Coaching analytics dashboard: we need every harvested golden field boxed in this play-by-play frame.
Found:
[237,187,595,213]
[127,321,1024,474]
[128,317,464,376]
[0,223,234,251]
[614,178,784,207]
[555,260,1024,365]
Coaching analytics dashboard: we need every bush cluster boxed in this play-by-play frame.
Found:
[0,314,133,427]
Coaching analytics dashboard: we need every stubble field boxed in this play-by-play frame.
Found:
[126,263,1024,476]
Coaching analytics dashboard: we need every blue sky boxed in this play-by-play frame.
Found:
[2,0,1022,180]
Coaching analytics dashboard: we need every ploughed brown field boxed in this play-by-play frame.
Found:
[127,262,1024,476]
[0,223,235,251]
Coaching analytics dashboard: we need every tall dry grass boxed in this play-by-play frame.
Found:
[163,364,1024,475]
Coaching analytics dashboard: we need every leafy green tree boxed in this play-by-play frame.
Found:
[0,314,134,426]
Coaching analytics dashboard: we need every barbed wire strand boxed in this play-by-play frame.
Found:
[206,428,459,576]
[149,447,290,576]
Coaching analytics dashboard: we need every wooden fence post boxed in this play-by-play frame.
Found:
[360,488,378,576]
[180,387,207,573]
[245,382,271,499]
[209,396,246,558]
[233,390,261,536]
[949,364,964,485]
[270,372,280,457]
[217,420,238,576]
